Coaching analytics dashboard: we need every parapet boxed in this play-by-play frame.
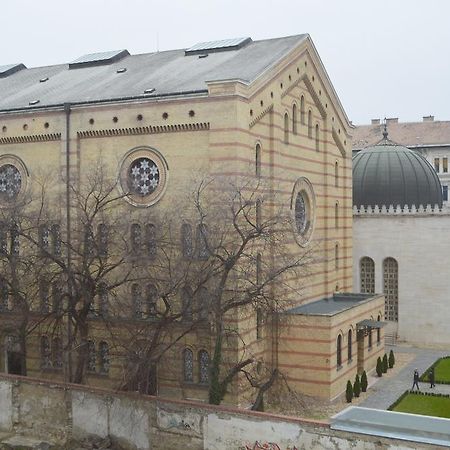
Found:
[353,204,450,216]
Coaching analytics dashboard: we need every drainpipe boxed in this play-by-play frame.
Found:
[64,103,73,382]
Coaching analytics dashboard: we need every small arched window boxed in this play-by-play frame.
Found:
[98,282,108,317]
[197,224,208,260]
[335,162,339,188]
[10,223,19,255]
[360,257,375,294]
[41,336,51,369]
[181,223,193,258]
[99,341,110,374]
[51,224,61,256]
[83,225,93,257]
[347,329,352,362]
[308,110,312,138]
[255,199,262,229]
[284,113,289,143]
[300,95,305,124]
[377,315,381,343]
[315,124,320,151]
[255,143,261,178]
[146,223,157,259]
[183,348,194,382]
[52,281,62,314]
[97,223,108,257]
[0,277,8,311]
[52,337,63,369]
[383,257,399,322]
[336,335,342,368]
[87,340,96,372]
[197,286,209,321]
[335,202,339,228]
[199,350,210,384]
[130,223,141,255]
[132,283,143,319]
[146,283,158,317]
[39,278,50,314]
[182,286,193,321]
[39,224,49,253]
[0,223,6,255]
[335,243,339,270]
[256,253,262,285]
[292,104,297,134]
[368,328,373,349]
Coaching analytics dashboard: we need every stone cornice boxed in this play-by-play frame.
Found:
[77,122,210,139]
[0,133,61,145]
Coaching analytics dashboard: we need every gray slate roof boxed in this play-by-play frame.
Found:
[0,35,307,112]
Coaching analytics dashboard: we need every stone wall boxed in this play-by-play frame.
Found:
[0,374,439,449]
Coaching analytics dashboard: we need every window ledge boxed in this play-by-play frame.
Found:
[336,364,343,371]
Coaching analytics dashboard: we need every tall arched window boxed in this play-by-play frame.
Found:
[182,286,193,321]
[368,328,373,349]
[181,223,193,258]
[255,143,261,178]
[335,202,339,228]
[292,104,297,134]
[130,224,141,255]
[98,282,108,317]
[336,335,342,368]
[197,286,208,321]
[51,281,62,314]
[0,277,7,311]
[335,162,339,188]
[383,257,399,321]
[377,314,381,343]
[199,350,210,384]
[347,329,352,362]
[39,224,49,253]
[360,257,375,294]
[284,113,289,143]
[97,223,108,257]
[0,223,6,255]
[10,223,19,255]
[196,224,208,260]
[146,283,158,317]
[39,278,50,314]
[99,341,110,374]
[146,223,157,259]
[87,340,96,372]
[335,243,339,270]
[315,124,320,151]
[300,95,305,124]
[131,283,143,319]
[256,253,262,285]
[52,337,63,369]
[308,110,312,138]
[256,199,262,229]
[41,336,51,369]
[183,348,194,382]
[51,224,61,256]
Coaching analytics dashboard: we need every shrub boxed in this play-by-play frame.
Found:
[361,370,368,392]
[382,354,388,373]
[388,350,395,369]
[376,357,383,377]
[353,374,361,398]
[346,380,353,403]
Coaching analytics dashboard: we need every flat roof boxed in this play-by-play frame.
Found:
[285,293,378,316]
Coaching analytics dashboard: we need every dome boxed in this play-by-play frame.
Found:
[353,137,442,209]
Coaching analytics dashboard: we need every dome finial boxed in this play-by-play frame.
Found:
[382,118,388,139]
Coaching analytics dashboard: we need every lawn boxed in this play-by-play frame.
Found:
[392,393,450,419]
[433,358,450,383]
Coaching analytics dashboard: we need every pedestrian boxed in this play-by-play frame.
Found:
[429,367,435,389]
[412,368,420,391]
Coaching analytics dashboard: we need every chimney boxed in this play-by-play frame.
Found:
[371,119,380,125]
[386,118,398,124]
[423,115,434,122]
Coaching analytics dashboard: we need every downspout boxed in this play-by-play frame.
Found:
[64,102,73,382]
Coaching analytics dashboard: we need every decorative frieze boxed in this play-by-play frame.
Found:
[0,133,61,145]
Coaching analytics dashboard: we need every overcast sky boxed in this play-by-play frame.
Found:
[1,0,448,125]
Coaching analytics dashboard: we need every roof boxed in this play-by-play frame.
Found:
[353,120,450,150]
[0,34,308,112]
[356,319,387,329]
[353,137,443,208]
[285,293,376,316]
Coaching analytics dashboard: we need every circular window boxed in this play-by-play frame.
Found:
[120,147,168,207]
[0,164,22,200]
[291,177,315,246]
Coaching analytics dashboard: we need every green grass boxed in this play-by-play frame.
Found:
[433,358,450,382]
[392,393,450,419]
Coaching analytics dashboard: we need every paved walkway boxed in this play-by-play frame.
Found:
[359,345,449,410]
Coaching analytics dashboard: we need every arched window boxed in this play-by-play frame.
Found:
[368,328,373,349]
[10,223,19,255]
[197,286,208,321]
[284,113,289,143]
[146,283,158,317]
[308,110,312,138]
[196,224,208,260]
[132,283,143,319]
[87,340,96,372]
[130,223,141,255]
[99,341,110,374]
[256,253,262,285]
[0,223,6,254]
[51,224,61,256]
[98,282,108,317]
[292,104,297,134]
[52,281,62,314]
[41,336,51,369]
[199,350,210,384]
[39,224,49,253]
[146,223,157,259]
[377,315,381,343]
[335,162,339,188]
[336,335,342,368]
[315,124,320,151]
[335,243,339,270]
[97,223,108,257]
[39,278,50,314]
[83,225,93,257]
[255,199,262,229]
[181,223,193,258]
[255,143,261,178]
[360,257,375,294]
[347,329,352,361]
[256,308,263,339]
[0,277,8,311]
[52,337,63,369]
[182,286,193,321]
[383,257,398,321]
[183,348,194,382]
[300,95,305,124]
[335,202,339,228]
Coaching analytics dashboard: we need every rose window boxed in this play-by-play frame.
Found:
[295,192,308,234]
[0,164,22,200]
[128,158,159,197]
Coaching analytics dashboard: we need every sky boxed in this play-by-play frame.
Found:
[1,0,449,125]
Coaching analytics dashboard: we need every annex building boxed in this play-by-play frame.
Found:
[0,34,383,405]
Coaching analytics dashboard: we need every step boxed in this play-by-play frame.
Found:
[0,435,57,450]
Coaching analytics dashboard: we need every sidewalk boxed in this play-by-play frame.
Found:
[358,345,448,410]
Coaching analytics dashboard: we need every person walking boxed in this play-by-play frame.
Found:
[429,367,435,389]
[412,368,420,391]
